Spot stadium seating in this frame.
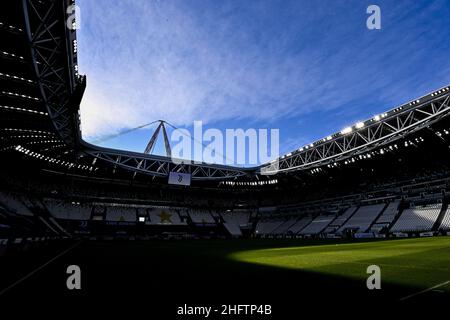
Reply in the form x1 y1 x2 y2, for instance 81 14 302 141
44 199 92 220
0 191 33 216
223 222 242 236
390 204 441 232
3 165 450 240
327 207 356 230
322 226 338 234
221 211 249 226
188 209 216 224
105 206 137 222
286 216 313 234
438 207 450 230
147 208 186 225
338 204 385 233
255 219 284 235
272 218 300 235
370 201 399 232
299 215 334 235
221 211 250 236
373 201 399 223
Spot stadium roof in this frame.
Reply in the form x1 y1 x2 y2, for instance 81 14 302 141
1 0 450 182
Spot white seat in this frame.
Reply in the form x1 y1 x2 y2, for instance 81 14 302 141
300 215 334 235
391 204 441 232
338 204 384 233
439 207 450 230
188 209 215 224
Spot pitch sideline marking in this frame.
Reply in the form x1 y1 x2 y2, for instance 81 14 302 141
0 240 83 296
399 280 450 301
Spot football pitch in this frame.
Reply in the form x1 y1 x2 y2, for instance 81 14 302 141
230 237 450 297
1 236 450 313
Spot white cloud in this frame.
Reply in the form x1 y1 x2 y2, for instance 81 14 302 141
77 0 450 143
77 0 335 139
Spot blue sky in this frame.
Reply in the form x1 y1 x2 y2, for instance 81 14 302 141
77 0 450 164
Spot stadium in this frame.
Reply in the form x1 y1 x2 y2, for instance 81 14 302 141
1 0 450 316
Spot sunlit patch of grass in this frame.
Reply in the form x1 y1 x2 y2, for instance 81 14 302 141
229 237 450 290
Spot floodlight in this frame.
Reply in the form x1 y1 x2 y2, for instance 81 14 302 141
341 127 352 134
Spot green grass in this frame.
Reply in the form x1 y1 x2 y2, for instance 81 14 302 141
229 237 450 291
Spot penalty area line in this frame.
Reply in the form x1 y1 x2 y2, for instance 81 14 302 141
0 240 83 296
399 280 450 301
